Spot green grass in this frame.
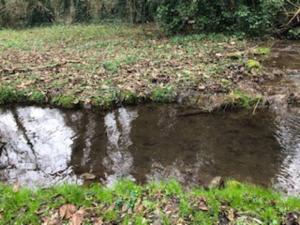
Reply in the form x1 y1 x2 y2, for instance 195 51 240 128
0 180 299 225
226 89 263 108
0 24 272 110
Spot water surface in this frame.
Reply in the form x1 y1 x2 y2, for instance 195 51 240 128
0 105 300 195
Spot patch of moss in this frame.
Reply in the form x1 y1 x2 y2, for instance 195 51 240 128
246 59 262 71
103 60 121 73
254 47 271 55
151 85 176 103
0 86 27 104
29 91 46 104
119 90 137 105
51 95 77 109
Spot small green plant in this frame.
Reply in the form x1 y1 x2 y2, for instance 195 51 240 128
246 59 262 71
29 91 46 104
254 47 271 55
287 27 300 40
227 90 262 108
103 60 121 74
51 95 77 108
0 86 27 104
120 90 137 105
151 85 176 103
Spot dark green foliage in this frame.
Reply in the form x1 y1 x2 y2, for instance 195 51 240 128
0 0 298 37
73 0 91 22
157 0 285 36
29 0 54 26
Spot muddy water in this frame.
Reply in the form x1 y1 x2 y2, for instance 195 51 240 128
266 41 300 70
0 105 300 195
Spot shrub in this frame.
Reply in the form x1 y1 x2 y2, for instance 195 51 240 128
156 0 285 36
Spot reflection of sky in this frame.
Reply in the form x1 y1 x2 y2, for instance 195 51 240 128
274 112 300 196
103 108 138 186
0 107 80 187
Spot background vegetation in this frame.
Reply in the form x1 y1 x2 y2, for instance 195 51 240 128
0 0 299 38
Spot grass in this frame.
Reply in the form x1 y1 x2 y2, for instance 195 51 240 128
0 23 273 110
0 180 299 225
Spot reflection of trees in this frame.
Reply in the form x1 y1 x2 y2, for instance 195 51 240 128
66 111 107 178
0 107 78 187
11 107 40 171
102 107 138 186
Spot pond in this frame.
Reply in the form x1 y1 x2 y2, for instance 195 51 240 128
0 104 300 195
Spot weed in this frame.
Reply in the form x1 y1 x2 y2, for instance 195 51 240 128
246 59 262 71
103 60 121 74
29 91 46 104
254 47 271 55
151 85 176 103
51 95 77 108
227 90 262 108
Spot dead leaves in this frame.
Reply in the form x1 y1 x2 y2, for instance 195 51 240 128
197 197 209 212
42 205 87 225
70 208 85 225
59 204 77 220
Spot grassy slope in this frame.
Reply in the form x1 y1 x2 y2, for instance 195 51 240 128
0 24 269 109
0 180 299 225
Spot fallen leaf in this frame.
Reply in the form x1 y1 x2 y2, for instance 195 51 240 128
226 208 235 222
42 212 60 225
198 197 209 211
70 208 85 225
59 204 77 219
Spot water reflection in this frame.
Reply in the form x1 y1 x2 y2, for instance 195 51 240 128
103 108 138 186
0 105 299 195
0 107 80 187
273 110 300 195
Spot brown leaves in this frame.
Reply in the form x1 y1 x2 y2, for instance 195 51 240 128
198 197 209 212
59 204 77 220
70 208 85 225
42 212 60 225
42 205 86 225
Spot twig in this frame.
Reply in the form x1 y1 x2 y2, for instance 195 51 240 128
252 98 261 115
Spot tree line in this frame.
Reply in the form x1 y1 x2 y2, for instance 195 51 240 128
0 0 299 38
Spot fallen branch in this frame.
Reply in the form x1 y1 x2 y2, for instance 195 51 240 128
0 60 81 75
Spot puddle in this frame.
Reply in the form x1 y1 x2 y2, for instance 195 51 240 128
0 105 300 195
